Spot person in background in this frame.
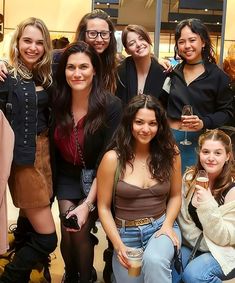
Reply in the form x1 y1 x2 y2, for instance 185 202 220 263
97 94 182 283
223 43 235 126
52 41 122 283
74 9 117 93
0 17 57 283
172 129 235 282
116 24 167 106
52 36 70 50
160 18 233 173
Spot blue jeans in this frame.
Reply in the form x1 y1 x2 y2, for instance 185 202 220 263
172 245 235 283
172 129 202 173
112 214 181 283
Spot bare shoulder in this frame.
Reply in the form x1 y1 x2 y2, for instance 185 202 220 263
225 187 235 203
99 150 119 172
102 150 118 163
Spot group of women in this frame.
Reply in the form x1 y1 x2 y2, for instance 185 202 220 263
0 8 234 283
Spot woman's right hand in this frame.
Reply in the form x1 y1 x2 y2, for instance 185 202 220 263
115 243 131 269
0 61 8 82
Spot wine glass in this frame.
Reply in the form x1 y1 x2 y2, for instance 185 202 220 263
180 105 193 145
195 170 209 190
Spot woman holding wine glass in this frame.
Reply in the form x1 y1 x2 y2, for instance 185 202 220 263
160 18 233 172
172 129 235 283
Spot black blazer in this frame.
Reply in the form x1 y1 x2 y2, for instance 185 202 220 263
116 56 166 105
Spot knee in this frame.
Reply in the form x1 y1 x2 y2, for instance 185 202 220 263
143 252 170 271
30 231 57 255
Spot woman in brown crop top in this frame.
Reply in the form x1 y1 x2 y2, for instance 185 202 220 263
97 95 182 283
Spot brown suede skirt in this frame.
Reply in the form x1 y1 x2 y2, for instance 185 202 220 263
8 132 53 209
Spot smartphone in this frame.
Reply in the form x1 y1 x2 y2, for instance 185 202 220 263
61 214 80 230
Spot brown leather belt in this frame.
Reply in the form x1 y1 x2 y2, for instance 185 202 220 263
115 217 155 228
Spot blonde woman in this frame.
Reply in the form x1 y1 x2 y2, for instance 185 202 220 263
0 18 57 283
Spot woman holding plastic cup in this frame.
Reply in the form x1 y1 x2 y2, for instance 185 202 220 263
172 129 235 282
97 95 182 283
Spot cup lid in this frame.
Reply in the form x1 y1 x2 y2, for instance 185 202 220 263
126 248 143 259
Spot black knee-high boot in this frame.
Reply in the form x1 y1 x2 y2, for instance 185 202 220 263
13 216 34 251
0 232 57 283
12 216 52 282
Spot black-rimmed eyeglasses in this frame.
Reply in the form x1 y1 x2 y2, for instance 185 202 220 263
86 30 112 39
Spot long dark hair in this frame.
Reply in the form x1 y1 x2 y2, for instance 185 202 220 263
108 95 178 182
74 9 117 93
53 41 106 136
174 18 216 64
186 129 234 202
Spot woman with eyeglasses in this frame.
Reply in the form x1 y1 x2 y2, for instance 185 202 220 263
75 9 117 93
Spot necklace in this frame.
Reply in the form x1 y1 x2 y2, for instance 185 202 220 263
186 60 203 66
135 158 148 168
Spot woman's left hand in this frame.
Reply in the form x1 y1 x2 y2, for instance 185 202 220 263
155 225 180 249
195 185 213 202
66 201 89 232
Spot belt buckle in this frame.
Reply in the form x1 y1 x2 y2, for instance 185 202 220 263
134 218 149 226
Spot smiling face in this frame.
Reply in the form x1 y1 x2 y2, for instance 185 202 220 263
125 31 151 58
65 52 95 94
18 25 45 70
199 139 230 178
85 18 110 54
177 25 205 64
132 108 158 145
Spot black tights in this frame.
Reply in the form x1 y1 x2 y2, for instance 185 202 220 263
59 199 98 283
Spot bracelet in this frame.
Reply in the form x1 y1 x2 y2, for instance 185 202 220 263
84 199 95 212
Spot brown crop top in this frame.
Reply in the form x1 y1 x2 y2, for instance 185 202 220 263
115 180 170 220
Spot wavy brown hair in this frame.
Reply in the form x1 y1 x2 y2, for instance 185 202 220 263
185 129 235 202
107 95 178 182
9 17 52 87
74 9 117 93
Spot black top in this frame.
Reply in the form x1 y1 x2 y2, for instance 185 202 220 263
52 94 122 181
116 56 166 105
160 62 234 129
37 89 49 134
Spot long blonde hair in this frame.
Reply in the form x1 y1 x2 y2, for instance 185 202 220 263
9 17 52 87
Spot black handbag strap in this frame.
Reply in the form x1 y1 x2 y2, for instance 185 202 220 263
72 112 86 168
187 233 203 264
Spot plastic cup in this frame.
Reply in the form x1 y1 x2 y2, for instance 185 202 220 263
126 248 143 277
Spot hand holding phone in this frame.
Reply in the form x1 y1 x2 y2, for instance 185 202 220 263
60 206 80 230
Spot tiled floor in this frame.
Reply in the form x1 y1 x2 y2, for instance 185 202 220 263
5 191 235 283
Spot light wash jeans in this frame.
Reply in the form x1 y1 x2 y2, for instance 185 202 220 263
172 245 235 283
112 214 181 283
